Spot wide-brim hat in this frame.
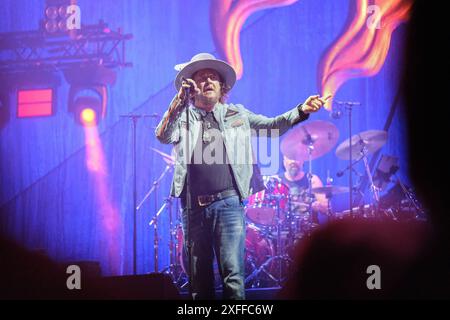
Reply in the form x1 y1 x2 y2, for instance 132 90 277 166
174 53 236 91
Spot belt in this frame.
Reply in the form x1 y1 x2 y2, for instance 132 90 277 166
197 189 239 207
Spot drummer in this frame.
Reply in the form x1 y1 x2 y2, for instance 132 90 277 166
280 156 327 220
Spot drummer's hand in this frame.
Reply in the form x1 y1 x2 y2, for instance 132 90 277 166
301 95 331 114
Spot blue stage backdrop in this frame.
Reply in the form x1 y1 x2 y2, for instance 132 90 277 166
0 0 410 275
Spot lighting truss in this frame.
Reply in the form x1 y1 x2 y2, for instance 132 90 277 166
0 21 132 74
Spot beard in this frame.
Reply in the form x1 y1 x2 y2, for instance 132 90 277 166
288 164 300 177
196 95 220 106
201 95 219 105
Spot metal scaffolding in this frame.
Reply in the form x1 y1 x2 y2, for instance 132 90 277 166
0 21 133 74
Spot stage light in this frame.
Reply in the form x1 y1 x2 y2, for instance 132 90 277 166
65 65 116 126
17 88 54 118
45 6 59 19
42 0 80 36
71 95 102 127
80 107 96 125
7 71 60 119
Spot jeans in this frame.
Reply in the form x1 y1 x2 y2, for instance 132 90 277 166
181 195 246 300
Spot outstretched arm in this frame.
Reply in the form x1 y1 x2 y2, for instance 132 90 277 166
244 95 331 136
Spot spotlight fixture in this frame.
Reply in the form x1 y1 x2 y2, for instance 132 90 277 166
73 96 101 127
64 65 116 126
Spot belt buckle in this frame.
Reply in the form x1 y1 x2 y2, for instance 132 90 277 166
198 195 213 207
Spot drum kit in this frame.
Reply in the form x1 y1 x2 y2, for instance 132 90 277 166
148 119 422 290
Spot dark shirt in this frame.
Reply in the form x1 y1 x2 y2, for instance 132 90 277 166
280 173 314 213
184 111 237 200
281 173 309 196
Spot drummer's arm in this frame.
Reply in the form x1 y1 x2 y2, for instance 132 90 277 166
312 175 328 213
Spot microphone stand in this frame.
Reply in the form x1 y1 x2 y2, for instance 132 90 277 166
138 164 173 272
182 89 193 299
335 101 361 217
348 104 354 217
136 164 172 211
336 157 365 177
119 113 160 275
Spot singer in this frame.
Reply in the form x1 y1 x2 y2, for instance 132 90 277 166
155 53 328 300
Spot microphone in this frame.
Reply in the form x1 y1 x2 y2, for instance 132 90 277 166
330 107 342 119
335 101 361 106
181 77 193 93
331 101 361 119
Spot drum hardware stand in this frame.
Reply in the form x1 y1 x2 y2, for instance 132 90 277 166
399 181 422 213
275 197 284 285
359 145 380 203
300 125 318 230
325 171 333 218
394 175 425 218
325 192 334 219
244 250 261 287
301 126 315 215
358 143 382 217
137 163 173 272
159 197 186 286
245 193 292 287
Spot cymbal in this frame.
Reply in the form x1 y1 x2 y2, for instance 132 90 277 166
312 185 350 196
151 147 175 165
280 120 339 161
335 130 387 160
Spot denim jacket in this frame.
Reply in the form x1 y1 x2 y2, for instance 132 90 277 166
155 96 309 200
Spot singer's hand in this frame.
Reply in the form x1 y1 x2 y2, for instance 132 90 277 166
301 94 332 114
177 78 201 100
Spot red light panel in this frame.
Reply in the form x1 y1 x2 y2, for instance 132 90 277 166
17 88 53 118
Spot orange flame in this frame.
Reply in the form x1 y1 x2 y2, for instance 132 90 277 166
84 126 121 275
210 0 298 79
319 0 412 110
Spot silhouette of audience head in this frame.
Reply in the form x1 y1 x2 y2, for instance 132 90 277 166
280 0 450 299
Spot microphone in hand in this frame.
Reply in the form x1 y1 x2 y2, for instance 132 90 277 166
181 77 194 93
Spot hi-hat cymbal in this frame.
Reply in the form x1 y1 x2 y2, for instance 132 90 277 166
312 185 350 196
281 120 339 161
151 147 175 165
335 130 387 160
